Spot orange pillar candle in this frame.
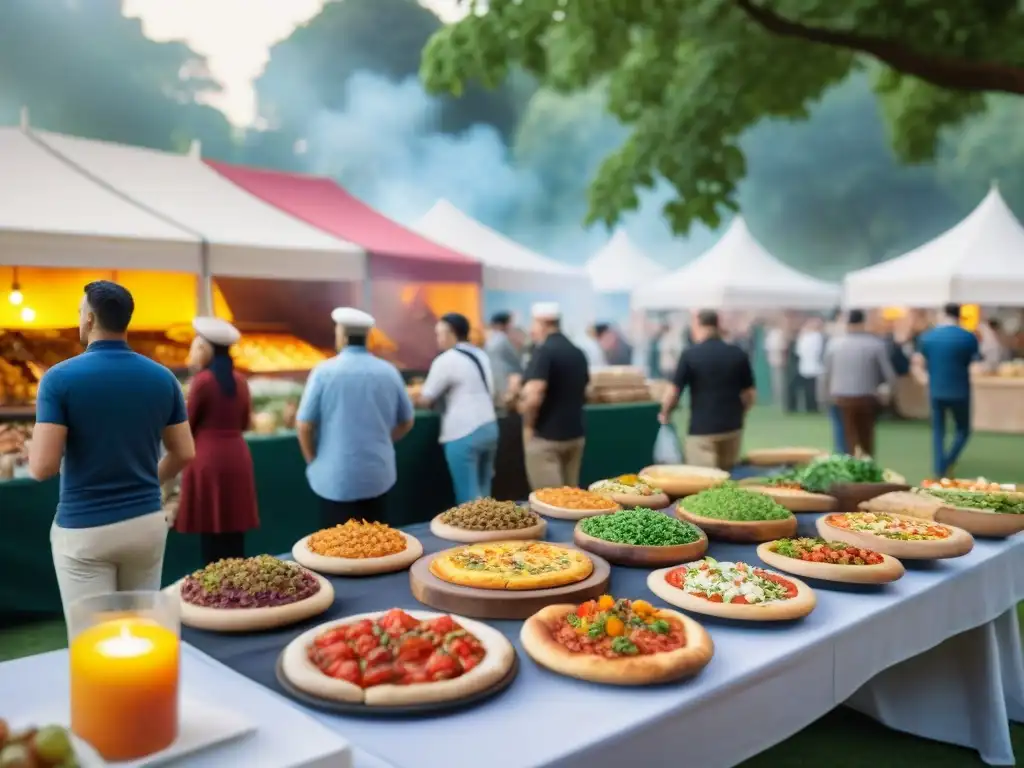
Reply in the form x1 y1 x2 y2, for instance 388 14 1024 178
70 618 180 761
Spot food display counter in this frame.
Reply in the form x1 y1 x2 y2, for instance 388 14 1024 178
893 370 1024 433
0 402 658 621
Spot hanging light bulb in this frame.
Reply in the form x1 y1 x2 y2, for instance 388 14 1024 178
8 286 23 306
20 306 36 323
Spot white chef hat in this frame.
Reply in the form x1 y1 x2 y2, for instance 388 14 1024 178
192 317 240 346
331 307 375 331
531 302 561 320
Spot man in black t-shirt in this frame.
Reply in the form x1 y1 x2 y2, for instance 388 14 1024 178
658 310 756 470
520 302 590 489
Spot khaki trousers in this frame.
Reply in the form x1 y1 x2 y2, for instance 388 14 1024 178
524 436 586 489
51 511 168 626
685 430 743 471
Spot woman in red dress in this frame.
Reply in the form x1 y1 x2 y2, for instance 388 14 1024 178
175 318 259 565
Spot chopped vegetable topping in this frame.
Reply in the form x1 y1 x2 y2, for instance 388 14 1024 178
683 483 793 521
770 537 884 565
917 488 1024 515
308 520 406 558
553 595 686 656
666 557 796 604
591 475 662 495
580 508 702 546
182 556 319 608
825 512 951 540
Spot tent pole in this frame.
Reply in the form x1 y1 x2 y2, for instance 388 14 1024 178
19 107 29 130
197 240 213 316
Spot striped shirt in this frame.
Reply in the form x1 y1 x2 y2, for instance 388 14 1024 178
821 332 896 398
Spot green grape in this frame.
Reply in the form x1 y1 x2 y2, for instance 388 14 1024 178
33 725 73 764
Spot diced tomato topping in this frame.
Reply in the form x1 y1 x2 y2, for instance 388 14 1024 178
425 651 458 680
353 633 379 656
426 615 456 635
335 659 361 685
379 608 420 635
363 664 397 687
344 619 375 640
576 600 597 617
397 635 435 663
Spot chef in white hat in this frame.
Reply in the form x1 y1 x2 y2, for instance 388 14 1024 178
296 307 414 527
177 317 260 565
520 302 590 489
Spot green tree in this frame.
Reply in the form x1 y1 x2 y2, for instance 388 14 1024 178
0 0 232 155
255 0 523 149
422 0 1024 234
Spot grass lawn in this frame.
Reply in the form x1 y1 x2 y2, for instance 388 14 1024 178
4 406 1023 765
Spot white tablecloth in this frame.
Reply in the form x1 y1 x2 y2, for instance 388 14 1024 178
277 518 1024 768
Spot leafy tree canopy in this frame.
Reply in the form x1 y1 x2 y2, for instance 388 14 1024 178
422 0 1024 234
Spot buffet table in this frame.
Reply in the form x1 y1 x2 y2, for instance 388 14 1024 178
0 402 659 620
182 516 1024 768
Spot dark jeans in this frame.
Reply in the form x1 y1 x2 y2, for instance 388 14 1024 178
930 398 971 477
318 492 389 528
829 404 847 454
200 532 245 566
794 375 819 412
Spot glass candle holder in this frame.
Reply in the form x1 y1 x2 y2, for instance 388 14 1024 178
67 591 180 761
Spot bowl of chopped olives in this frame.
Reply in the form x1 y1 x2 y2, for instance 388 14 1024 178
430 498 548 543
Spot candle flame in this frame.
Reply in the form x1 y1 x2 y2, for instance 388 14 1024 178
96 622 154 658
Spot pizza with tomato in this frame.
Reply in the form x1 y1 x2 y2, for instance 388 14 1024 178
646 557 816 620
755 537 905 584
520 594 713 685
816 511 974 559
429 541 594 590
280 608 515 706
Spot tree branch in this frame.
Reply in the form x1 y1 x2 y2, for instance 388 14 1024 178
732 0 1024 95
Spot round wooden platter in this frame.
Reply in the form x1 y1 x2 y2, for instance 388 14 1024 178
646 566 816 621
638 465 730 499
932 507 1024 539
520 605 713 686
744 447 827 467
816 513 974 560
292 532 423 576
165 573 335 632
572 522 708 567
429 514 547 543
528 493 620 521
744 486 837 513
587 482 671 510
755 542 904 585
675 505 798 543
409 549 612 620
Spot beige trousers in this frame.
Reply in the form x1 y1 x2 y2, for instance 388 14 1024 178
51 511 168 625
685 430 743 471
524 436 586 489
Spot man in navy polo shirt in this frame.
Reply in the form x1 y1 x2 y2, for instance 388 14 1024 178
28 281 195 621
917 303 980 478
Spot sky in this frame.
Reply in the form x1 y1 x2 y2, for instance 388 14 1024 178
123 0 463 126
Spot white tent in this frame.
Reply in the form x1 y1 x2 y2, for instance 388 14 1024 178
631 216 840 310
0 127 200 271
415 200 592 293
33 130 366 282
586 228 666 293
844 185 1024 307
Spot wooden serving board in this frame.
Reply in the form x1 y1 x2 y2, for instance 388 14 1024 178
409 550 611 620
429 514 547 543
744 447 826 467
745 486 836 513
827 481 910 511
675 505 797 543
572 524 708 567
639 465 729 499
755 542 904 584
529 493 619 521
864 491 1024 538
816 513 974 560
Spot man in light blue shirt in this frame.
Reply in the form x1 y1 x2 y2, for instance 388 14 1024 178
296 308 414 527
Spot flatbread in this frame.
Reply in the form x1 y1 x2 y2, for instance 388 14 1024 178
755 541 904 584
862 490 1024 538
816 512 974 559
429 514 547 543
429 541 593 590
528 492 620 521
520 604 713 685
291 531 423 575
638 465 729 498
745 486 836 512
167 572 334 632
280 610 515 706
744 447 827 467
646 564 816 621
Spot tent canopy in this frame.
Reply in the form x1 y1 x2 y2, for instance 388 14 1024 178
632 216 840 310
415 200 592 293
33 130 366 282
207 161 481 284
0 127 200 272
844 185 1024 308
586 228 667 293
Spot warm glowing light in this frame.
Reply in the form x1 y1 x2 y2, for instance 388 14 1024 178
97 625 155 659
20 306 36 322
7 289 23 306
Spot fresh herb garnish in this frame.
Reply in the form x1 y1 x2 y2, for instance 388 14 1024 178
611 636 638 655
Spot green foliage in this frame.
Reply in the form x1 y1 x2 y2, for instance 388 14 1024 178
256 0 524 149
0 0 233 156
422 0 1024 234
